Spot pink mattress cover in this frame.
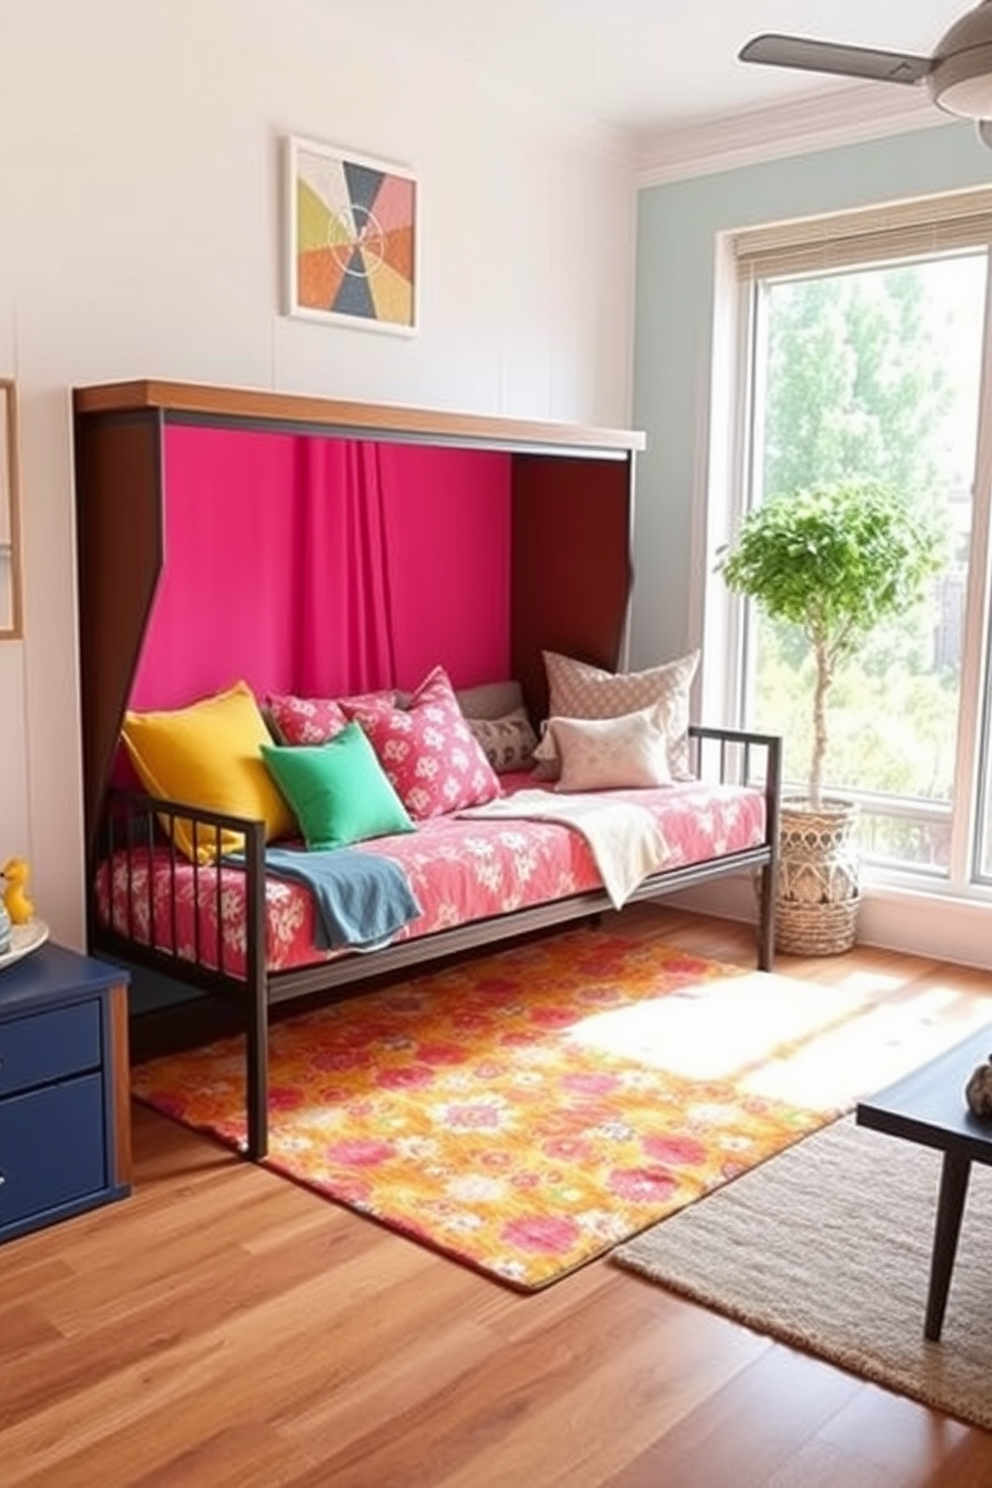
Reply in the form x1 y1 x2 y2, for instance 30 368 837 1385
96 775 766 980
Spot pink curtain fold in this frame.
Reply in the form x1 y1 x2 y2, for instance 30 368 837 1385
293 436 397 696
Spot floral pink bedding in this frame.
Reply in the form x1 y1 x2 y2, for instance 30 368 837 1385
96 775 766 979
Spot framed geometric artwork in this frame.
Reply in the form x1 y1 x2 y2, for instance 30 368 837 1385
285 135 418 334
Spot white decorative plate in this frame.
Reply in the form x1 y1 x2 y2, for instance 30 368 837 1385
0 919 49 971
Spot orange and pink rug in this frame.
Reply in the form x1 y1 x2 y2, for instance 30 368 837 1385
131 928 911 1289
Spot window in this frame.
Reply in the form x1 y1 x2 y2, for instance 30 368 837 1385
714 188 992 893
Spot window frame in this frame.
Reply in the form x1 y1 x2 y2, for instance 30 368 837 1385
704 186 992 900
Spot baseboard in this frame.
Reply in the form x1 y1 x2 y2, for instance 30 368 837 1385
661 875 992 972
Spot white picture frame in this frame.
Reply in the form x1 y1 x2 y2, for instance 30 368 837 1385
285 134 419 335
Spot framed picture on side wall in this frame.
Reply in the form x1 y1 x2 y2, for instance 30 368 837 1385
285 134 418 334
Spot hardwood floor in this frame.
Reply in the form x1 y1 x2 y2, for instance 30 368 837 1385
4 907 992 1487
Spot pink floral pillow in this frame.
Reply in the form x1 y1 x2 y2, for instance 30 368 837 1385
341 666 500 820
266 690 394 746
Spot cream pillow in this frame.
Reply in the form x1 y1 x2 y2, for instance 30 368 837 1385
537 649 700 780
549 705 673 792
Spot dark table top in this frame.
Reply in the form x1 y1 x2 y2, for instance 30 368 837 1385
856 1022 992 1164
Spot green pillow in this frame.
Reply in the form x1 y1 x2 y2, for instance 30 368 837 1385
261 723 414 850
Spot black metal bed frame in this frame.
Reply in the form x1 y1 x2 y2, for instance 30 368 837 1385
92 724 782 1161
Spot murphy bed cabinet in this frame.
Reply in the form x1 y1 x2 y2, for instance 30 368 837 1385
72 380 646 866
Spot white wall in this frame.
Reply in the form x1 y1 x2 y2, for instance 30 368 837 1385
0 0 637 948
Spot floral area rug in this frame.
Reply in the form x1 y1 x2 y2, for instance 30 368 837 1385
130 927 928 1289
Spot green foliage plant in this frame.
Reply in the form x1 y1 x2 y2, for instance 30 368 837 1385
717 481 943 811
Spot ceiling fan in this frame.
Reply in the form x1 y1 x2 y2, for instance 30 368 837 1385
739 2 992 128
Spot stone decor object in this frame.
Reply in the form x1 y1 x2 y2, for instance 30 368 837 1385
965 1053 992 1120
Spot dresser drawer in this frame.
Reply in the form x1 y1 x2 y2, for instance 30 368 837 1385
0 1073 107 1229
0 1000 101 1097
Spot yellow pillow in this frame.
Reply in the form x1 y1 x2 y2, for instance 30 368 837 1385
121 681 295 862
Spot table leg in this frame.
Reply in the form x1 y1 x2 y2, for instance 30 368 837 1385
924 1151 971 1342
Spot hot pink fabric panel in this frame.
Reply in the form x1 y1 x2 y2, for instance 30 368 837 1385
377 441 510 691
129 426 299 711
128 425 512 712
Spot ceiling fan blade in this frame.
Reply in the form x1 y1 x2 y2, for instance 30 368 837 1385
739 34 932 86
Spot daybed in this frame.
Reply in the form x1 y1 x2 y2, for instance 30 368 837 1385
72 380 782 1160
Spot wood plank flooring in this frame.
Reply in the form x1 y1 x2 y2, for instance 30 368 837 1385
3 907 992 1487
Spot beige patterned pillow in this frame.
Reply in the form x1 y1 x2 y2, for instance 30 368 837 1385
466 706 538 773
549 706 673 792
536 649 700 780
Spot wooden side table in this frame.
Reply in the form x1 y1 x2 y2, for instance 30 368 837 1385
0 940 131 1243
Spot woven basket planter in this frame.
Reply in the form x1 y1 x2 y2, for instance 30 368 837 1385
774 798 861 956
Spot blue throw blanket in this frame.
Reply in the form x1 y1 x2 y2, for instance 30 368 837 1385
257 846 422 952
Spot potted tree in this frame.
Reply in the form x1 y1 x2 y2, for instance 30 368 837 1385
718 480 942 955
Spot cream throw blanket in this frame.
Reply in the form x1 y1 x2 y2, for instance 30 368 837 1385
456 789 671 910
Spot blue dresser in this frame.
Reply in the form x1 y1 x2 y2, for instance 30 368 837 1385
0 942 131 1242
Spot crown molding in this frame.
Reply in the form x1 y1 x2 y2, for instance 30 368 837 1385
635 82 955 188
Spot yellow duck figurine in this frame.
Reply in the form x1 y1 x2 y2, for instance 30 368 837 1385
2 857 35 926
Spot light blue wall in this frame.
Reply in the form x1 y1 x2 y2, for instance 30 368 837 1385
630 121 992 682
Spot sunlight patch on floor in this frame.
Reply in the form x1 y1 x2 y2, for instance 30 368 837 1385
565 965 992 1112
739 989 992 1109
566 971 874 1082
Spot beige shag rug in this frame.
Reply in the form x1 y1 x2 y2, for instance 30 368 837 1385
613 1116 992 1432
